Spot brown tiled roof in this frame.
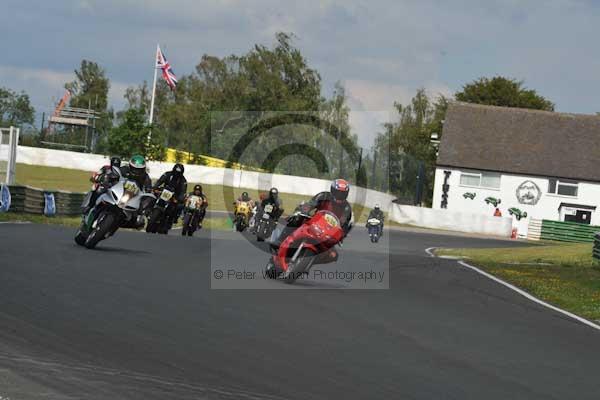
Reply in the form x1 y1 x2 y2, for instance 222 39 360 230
437 102 600 182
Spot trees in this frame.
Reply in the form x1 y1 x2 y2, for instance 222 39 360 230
107 108 164 160
371 89 448 204
455 76 554 111
66 60 110 111
0 87 35 127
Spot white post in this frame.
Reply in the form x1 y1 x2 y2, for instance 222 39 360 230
147 44 159 143
7 126 19 185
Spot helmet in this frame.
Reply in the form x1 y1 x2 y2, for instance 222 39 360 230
241 191 249 201
374 204 380 211
110 156 121 168
330 179 350 203
128 155 146 178
193 184 202 195
173 163 184 175
269 187 278 199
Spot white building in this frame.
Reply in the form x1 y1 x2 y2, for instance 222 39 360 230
432 102 600 235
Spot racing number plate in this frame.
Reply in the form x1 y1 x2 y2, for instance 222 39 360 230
264 204 274 213
160 189 174 201
187 195 201 209
324 213 340 228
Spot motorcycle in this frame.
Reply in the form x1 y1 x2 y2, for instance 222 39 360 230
265 210 345 284
74 176 155 249
233 200 251 232
367 218 382 243
248 204 258 233
181 194 206 237
146 186 178 234
255 203 282 242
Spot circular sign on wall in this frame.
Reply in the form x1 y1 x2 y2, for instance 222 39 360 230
516 180 541 205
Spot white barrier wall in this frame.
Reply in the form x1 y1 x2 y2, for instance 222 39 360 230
390 203 513 237
15 145 396 209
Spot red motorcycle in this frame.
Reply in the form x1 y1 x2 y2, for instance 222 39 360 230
266 210 346 284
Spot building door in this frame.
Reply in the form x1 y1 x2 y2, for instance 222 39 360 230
564 210 592 225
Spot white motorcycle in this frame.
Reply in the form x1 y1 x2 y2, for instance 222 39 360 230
75 174 155 249
367 218 382 243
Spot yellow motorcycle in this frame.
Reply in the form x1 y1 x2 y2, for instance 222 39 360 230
233 200 252 232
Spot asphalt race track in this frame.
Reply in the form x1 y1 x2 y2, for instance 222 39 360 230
0 223 599 399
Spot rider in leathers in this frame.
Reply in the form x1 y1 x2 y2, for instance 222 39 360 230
367 204 384 236
83 156 122 213
153 163 188 226
271 179 352 253
260 187 283 219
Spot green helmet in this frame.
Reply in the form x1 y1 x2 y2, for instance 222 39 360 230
129 155 146 176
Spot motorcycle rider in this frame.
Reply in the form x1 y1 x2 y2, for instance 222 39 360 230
184 184 208 228
366 204 385 236
153 163 188 227
83 156 122 213
260 187 283 219
271 179 352 252
120 155 153 192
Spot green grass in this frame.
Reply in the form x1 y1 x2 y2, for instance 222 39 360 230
0 212 82 227
436 243 600 321
0 211 234 232
16 163 93 192
14 163 378 221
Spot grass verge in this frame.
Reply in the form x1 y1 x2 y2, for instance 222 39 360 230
0 212 234 232
436 243 600 321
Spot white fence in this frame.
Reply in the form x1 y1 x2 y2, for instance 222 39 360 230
13 145 515 237
14 145 396 209
390 204 513 237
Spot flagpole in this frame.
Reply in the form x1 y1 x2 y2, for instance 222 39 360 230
147 44 159 143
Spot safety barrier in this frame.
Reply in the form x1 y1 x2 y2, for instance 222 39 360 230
537 219 600 243
6 185 84 215
593 233 600 260
527 219 542 241
389 204 514 237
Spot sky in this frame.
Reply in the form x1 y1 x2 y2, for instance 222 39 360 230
2 0 600 147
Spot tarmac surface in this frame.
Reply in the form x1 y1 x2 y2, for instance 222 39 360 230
0 223 598 399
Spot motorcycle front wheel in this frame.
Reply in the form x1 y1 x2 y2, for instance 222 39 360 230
146 208 162 233
282 248 315 284
84 213 116 249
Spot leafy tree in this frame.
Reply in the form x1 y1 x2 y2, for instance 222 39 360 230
455 76 554 111
108 107 164 160
66 60 110 111
0 87 35 127
371 89 448 204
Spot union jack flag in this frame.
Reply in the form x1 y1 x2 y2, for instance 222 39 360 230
156 45 178 90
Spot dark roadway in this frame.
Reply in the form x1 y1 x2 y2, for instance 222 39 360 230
0 223 598 399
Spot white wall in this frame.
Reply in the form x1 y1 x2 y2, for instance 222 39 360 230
432 166 600 236
390 203 513 237
14 145 396 211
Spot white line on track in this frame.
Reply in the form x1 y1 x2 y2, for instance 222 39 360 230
425 246 600 332
0 221 31 225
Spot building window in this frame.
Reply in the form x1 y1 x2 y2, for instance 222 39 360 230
459 171 501 189
548 178 578 197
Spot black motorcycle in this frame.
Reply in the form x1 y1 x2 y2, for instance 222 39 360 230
181 194 206 237
255 203 282 242
146 185 178 234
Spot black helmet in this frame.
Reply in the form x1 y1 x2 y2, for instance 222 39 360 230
241 192 249 201
374 204 380 211
193 184 202 195
173 163 184 175
269 187 278 199
330 179 350 203
128 155 146 178
110 156 121 168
